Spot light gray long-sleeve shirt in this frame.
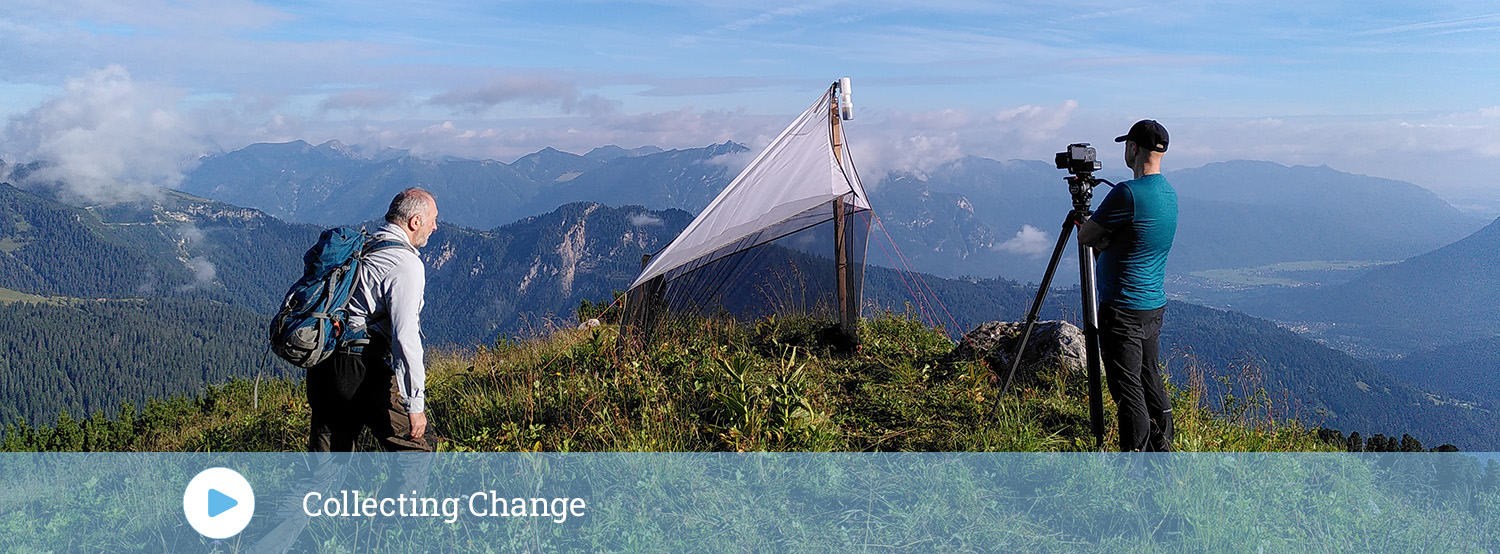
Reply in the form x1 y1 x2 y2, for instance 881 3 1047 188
347 222 427 413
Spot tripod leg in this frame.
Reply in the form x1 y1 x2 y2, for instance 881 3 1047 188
997 215 1076 401
1078 235 1105 449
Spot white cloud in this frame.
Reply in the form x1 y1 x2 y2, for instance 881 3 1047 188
0 65 203 203
719 4 826 32
994 100 1078 144
319 89 406 113
176 224 207 246
703 146 758 177
309 97 1082 183
326 106 780 162
629 213 664 227
994 224 1050 256
429 76 620 117
176 256 218 291
849 100 1079 179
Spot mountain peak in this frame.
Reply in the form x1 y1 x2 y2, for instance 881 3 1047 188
518 146 579 161
583 145 626 160
314 140 359 159
512 146 600 183
706 141 748 156
584 144 663 162
369 147 411 163
237 140 314 158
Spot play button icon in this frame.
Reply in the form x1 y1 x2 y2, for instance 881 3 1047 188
208 488 239 517
184 467 255 539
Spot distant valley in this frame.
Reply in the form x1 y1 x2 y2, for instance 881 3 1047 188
1236 215 1500 355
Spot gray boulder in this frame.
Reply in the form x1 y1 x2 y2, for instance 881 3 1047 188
955 320 1087 388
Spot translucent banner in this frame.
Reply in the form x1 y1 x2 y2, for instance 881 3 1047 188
1 453 1495 552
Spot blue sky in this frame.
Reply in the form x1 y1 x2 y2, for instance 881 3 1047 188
3 1 1499 210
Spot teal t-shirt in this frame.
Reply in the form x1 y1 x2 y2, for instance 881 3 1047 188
1090 173 1177 310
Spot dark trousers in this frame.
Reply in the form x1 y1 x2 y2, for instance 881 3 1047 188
1099 304 1173 452
307 347 430 452
251 348 433 552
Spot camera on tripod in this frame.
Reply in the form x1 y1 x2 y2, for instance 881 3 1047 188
1001 141 1111 447
1055 143 1101 175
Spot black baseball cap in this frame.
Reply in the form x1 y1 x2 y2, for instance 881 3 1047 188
1114 119 1169 152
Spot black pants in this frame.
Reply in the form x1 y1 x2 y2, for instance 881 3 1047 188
307 346 430 452
251 348 433 552
1099 304 1173 452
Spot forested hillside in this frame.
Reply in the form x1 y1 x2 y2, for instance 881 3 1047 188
0 297 285 426
0 183 313 426
1160 302 1500 450
1384 336 1500 407
0 182 316 312
0 184 184 297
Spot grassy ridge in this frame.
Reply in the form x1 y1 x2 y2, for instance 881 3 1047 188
2 314 1333 453
17 315 1500 552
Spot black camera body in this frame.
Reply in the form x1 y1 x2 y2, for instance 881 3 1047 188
1055 143 1101 175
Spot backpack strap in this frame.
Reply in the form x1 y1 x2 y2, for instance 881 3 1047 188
362 238 416 257
339 234 417 351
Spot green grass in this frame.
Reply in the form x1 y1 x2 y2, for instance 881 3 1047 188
7 314 1500 553
0 312 1337 453
0 286 55 305
0 237 26 253
0 286 143 307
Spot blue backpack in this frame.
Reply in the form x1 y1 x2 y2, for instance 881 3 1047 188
270 227 410 368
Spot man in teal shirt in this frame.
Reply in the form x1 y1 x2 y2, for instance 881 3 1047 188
1080 119 1178 452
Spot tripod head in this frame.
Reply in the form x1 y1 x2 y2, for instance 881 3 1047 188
1066 174 1100 214
1055 142 1109 214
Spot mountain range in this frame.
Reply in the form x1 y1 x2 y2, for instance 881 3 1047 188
1 173 1496 448
420 202 693 345
1383 336 1500 410
871 157 1486 280
179 142 1488 288
179 140 692 230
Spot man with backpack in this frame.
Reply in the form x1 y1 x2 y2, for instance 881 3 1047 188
251 188 438 551
308 187 438 452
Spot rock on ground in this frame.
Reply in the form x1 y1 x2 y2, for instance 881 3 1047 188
955 320 1087 388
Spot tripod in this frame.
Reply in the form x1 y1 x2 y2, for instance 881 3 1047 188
997 172 1109 448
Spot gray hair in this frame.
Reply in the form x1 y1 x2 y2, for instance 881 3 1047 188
384 187 435 224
